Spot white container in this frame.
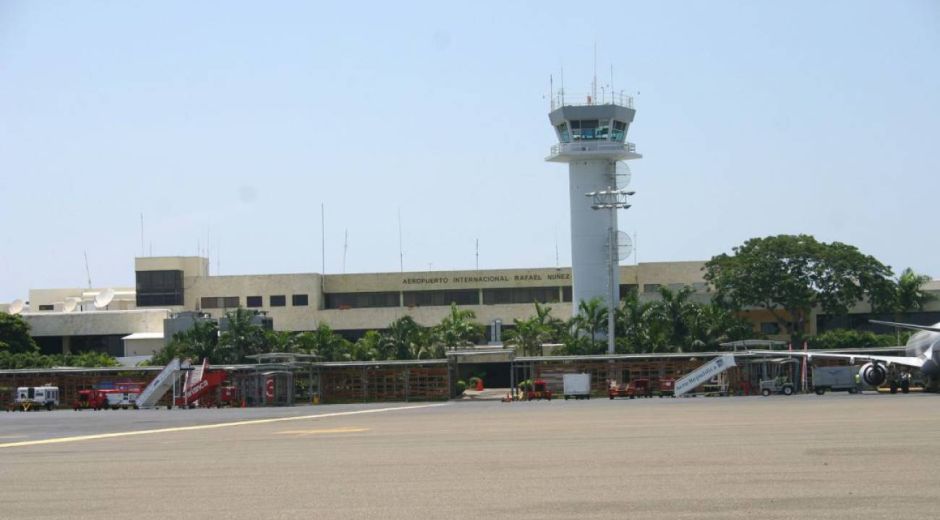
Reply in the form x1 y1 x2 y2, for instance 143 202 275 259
563 373 591 398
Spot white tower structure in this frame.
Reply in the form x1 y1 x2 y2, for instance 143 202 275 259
546 90 641 315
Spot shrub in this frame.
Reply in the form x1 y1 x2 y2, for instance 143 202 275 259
456 380 467 395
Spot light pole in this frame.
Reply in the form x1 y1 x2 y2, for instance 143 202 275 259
587 187 635 355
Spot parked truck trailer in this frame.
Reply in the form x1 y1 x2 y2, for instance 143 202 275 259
812 366 862 395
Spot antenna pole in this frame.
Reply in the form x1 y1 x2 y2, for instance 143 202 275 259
398 209 404 273
321 203 326 274
343 229 348 274
83 251 92 288
593 42 597 103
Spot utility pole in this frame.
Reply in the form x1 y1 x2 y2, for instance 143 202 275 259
588 187 635 355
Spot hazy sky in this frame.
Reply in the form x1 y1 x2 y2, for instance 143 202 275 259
1 1 938 302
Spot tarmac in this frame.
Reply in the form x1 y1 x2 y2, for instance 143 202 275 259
1 393 938 519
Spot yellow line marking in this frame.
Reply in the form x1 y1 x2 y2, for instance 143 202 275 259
0 403 448 449
275 427 369 435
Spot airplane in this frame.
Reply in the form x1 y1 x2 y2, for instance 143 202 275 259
747 320 939 388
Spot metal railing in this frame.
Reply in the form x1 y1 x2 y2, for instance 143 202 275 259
549 141 636 156
551 91 634 110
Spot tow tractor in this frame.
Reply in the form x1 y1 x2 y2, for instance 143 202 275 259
525 379 553 401
609 378 654 399
657 378 676 397
760 377 795 396
72 389 109 410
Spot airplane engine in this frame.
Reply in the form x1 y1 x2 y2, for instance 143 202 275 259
859 362 887 387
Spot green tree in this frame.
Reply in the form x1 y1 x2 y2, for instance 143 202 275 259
352 330 383 361
570 297 608 353
152 319 222 365
0 312 40 354
219 308 268 363
895 268 935 313
647 286 697 351
381 316 431 360
616 292 666 353
704 234 894 345
432 303 484 351
305 323 352 361
504 303 565 356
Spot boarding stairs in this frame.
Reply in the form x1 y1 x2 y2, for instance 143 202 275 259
674 355 737 397
136 358 188 409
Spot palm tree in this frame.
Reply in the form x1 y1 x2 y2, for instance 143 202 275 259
432 303 484 351
305 323 351 361
220 308 267 363
896 268 935 313
616 291 660 353
503 316 544 357
571 297 608 353
648 286 696 352
381 316 427 360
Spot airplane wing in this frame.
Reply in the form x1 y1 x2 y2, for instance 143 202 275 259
745 350 926 369
869 320 940 333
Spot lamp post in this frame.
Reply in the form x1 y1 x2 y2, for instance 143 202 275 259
587 187 635 355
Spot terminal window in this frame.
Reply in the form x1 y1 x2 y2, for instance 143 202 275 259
619 284 638 298
136 270 184 306
482 287 560 305
403 289 479 307
292 294 309 306
246 296 262 308
325 291 400 310
38 304 54 311
201 296 240 309
643 284 661 294
270 295 286 307
555 123 570 143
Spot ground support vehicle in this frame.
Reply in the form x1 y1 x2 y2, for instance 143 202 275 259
72 389 109 410
608 381 629 399
657 378 676 397
175 369 228 408
610 378 654 399
563 373 591 400
526 379 553 401
15 386 59 411
760 378 795 396
812 366 862 395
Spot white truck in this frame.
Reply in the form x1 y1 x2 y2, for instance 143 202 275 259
15 386 60 411
812 366 862 395
563 373 591 400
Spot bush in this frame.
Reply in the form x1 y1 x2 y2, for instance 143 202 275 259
467 376 482 389
456 380 467 395
809 329 909 350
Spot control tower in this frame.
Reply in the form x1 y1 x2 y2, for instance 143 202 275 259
546 90 641 315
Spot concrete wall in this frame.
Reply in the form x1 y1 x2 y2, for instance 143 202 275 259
123 337 164 357
22 310 170 338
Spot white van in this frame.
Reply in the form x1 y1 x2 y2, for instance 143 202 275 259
15 386 60 411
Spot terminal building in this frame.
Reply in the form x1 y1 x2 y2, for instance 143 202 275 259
3 256 711 357
3 254 939 359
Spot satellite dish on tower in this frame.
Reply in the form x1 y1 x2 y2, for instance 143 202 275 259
616 231 633 261
95 288 115 309
614 161 632 188
62 297 79 313
8 299 24 315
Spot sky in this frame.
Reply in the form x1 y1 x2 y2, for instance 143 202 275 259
1 0 938 302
